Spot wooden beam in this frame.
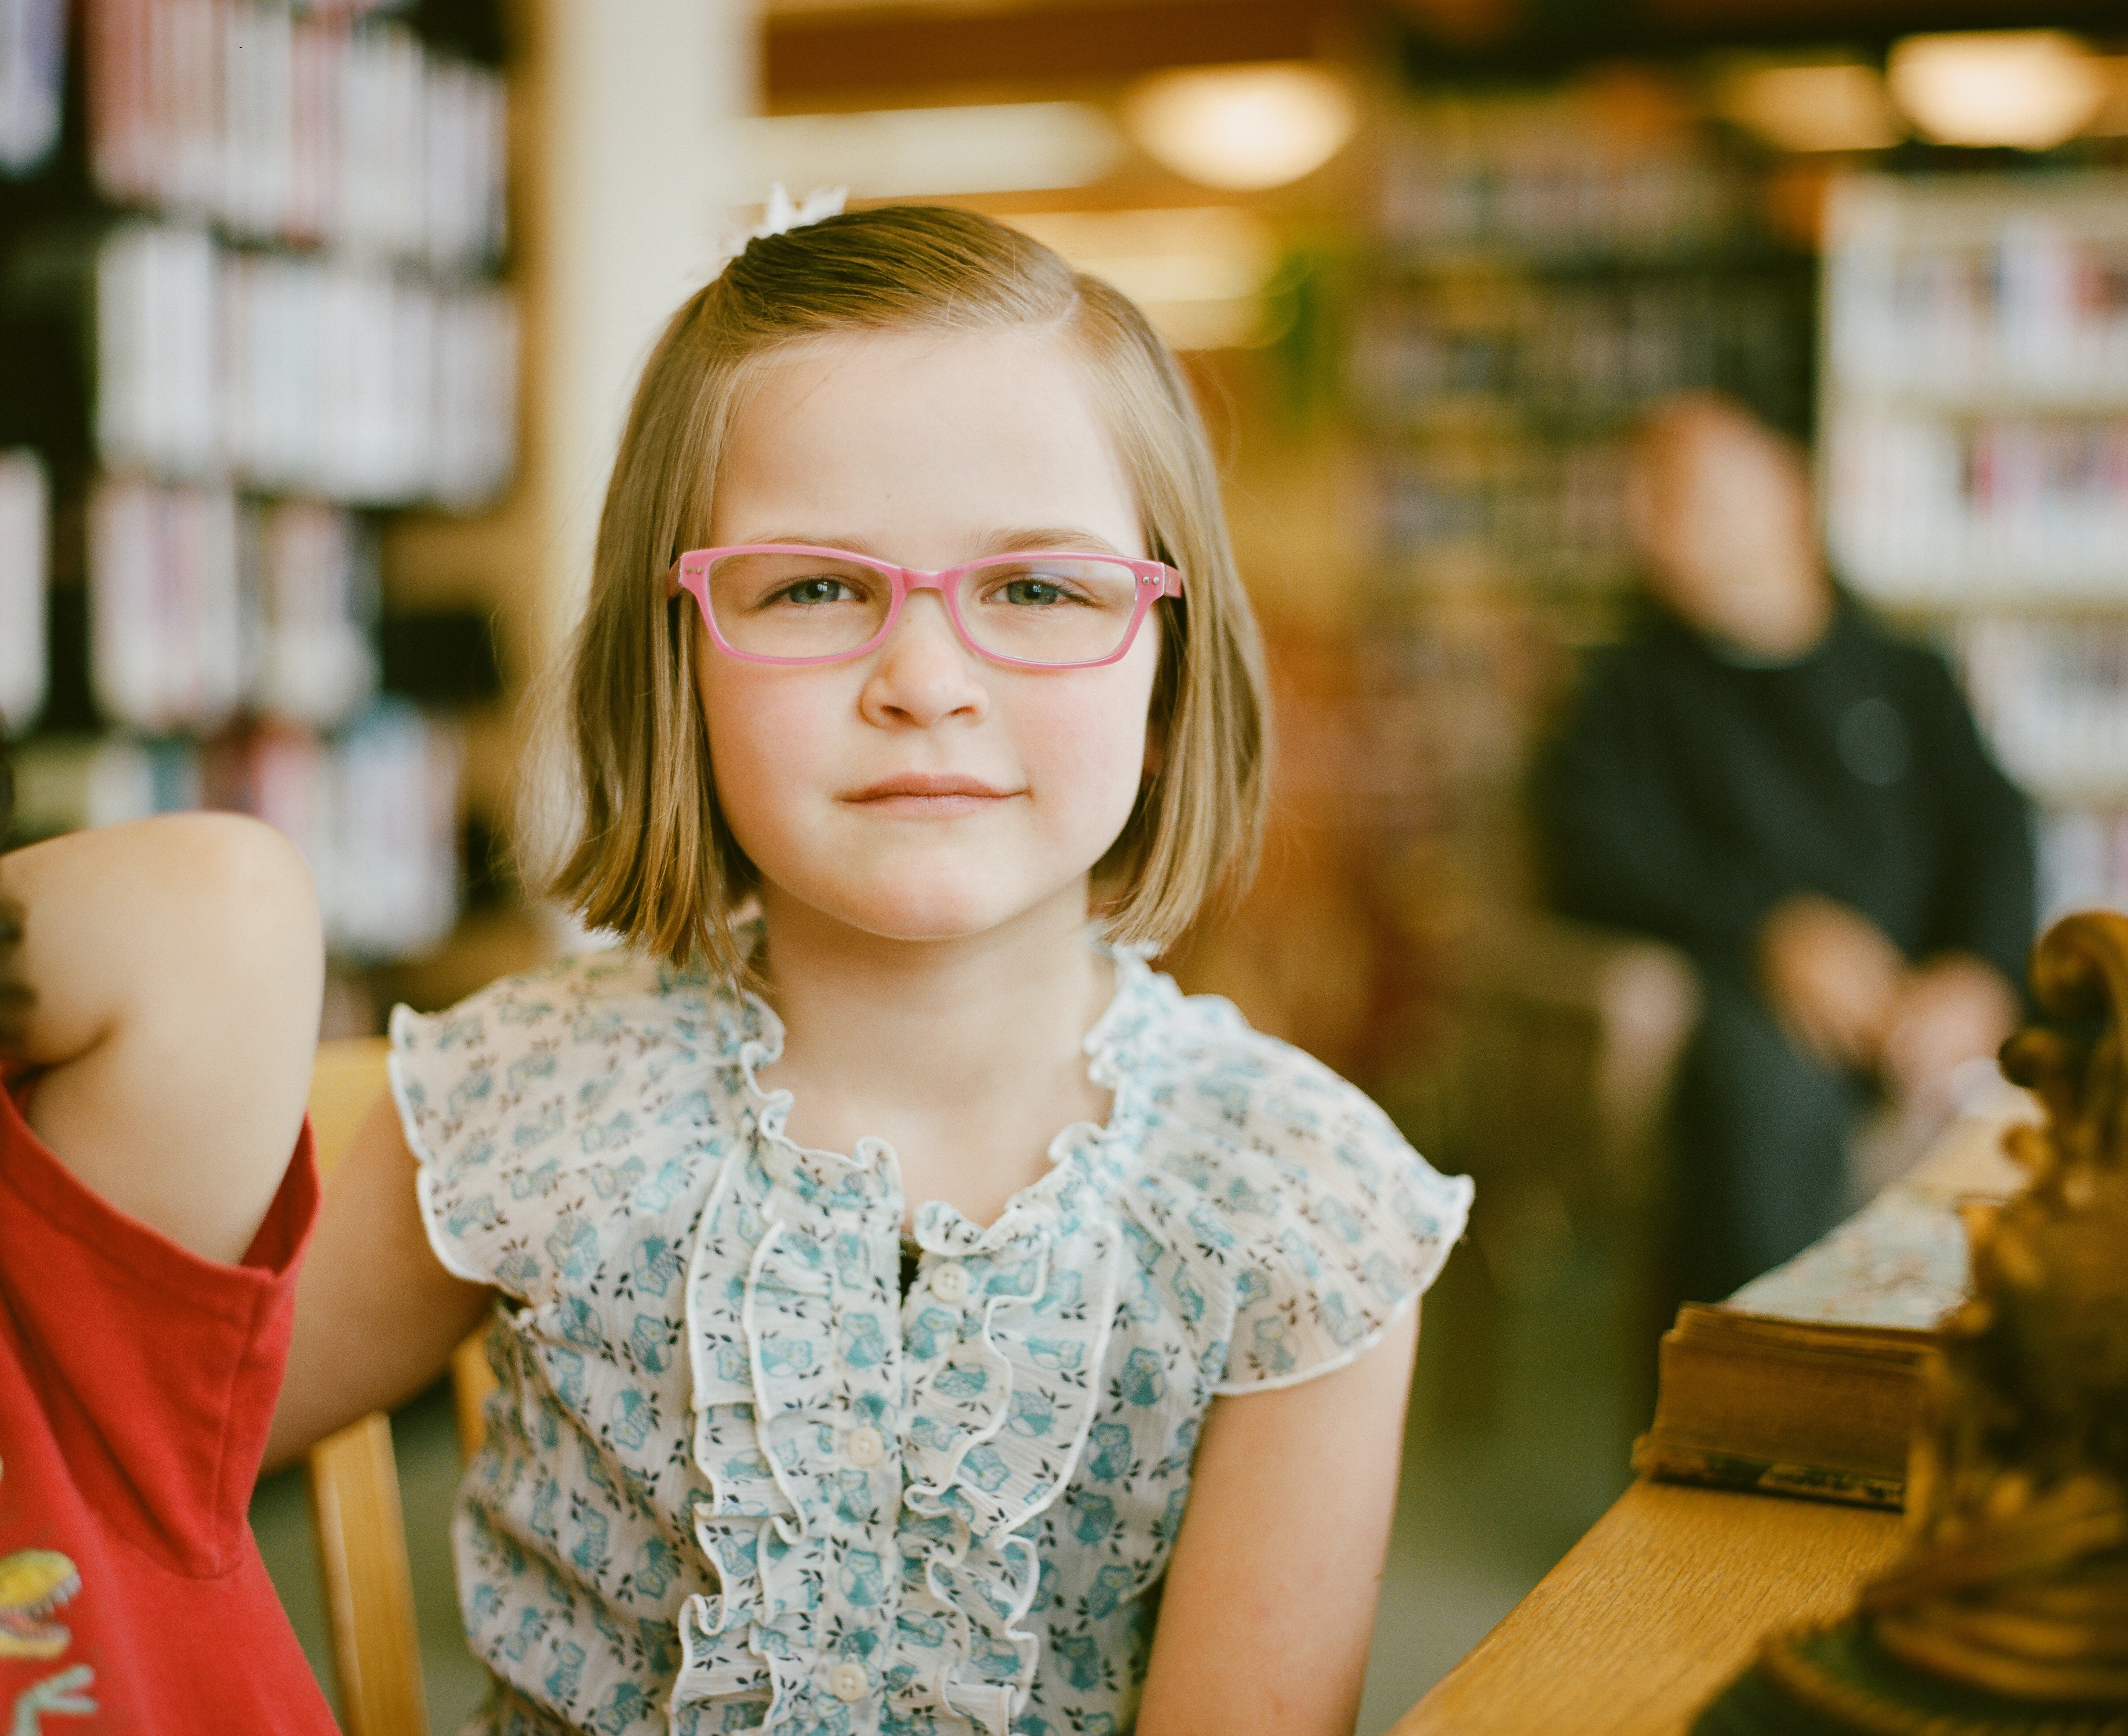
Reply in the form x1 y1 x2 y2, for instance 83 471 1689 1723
1626 0 2128 40
765 0 1340 105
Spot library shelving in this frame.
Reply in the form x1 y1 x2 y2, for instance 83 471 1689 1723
1346 81 1814 937
1819 170 2128 920
1358 84 1813 608
0 0 515 971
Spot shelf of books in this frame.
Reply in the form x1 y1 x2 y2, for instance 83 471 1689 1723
1820 171 2128 922
1358 86 1813 616
1348 82 1813 939
0 0 515 969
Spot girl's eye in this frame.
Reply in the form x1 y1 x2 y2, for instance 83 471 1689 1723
1002 577 1069 606
778 576 855 605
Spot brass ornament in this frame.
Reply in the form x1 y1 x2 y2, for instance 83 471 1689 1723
1708 911 2128 1730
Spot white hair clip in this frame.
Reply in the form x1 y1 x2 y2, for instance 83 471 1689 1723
711 184 847 277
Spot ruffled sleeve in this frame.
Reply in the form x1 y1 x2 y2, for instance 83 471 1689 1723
387 950 737 1296
1213 1103 1469 1392
1118 980 1473 1395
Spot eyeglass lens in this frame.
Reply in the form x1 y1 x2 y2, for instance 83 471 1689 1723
705 552 1147 664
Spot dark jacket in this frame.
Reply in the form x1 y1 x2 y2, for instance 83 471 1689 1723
1536 596 2035 991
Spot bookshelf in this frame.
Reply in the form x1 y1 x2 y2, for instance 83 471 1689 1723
1819 171 2128 920
1294 80 1822 1351
0 0 515 971
1347 83 1813 952
1358 86 1813 611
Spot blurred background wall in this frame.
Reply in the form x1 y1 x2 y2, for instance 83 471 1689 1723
5 0 2128 1730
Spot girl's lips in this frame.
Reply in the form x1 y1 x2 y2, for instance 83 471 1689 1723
840 775 1022 818
841 774 1018 803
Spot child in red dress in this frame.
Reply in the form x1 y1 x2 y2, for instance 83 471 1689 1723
0 762 339 1734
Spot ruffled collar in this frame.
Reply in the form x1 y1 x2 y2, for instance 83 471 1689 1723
721 929 1162 1253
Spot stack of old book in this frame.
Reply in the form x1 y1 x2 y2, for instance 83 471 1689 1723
1634 1089 2034 1509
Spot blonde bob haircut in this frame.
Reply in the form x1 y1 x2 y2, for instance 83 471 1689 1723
546 204 1270 980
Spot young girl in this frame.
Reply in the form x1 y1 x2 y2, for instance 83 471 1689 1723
271 203 1471 1736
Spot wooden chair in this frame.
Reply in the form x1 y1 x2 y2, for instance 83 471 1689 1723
305 1037 496 1736
1425 911 1700 1427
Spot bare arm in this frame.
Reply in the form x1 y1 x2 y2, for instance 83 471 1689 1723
0 814 323 1264
265 1087 492 1469
1135 1304 1421 1736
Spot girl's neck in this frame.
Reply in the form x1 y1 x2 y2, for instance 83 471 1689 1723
751 882 1117 1223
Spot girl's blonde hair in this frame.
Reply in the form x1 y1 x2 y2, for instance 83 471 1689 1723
546 204 1269 978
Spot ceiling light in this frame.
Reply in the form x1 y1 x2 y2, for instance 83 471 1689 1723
1125 63 1357 192
1003 208 1281 350
1888 31 2108 150
1718 62 1902 154
736 102 1123 201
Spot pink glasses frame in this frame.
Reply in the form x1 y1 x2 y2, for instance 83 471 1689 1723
670 544 1184 670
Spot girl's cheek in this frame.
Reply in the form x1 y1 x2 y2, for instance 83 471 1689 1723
1028 679 1156 814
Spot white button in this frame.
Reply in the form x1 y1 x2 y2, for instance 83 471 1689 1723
828 1663 868 1703
846 1425 885 1468
931 1263 971 1304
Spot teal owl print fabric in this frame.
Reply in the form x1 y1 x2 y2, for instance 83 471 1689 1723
388 942 1471 1736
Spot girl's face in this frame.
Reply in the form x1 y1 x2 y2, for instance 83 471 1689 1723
696 326 1164 949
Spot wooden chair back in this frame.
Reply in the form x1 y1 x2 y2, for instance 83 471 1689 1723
305 1037 496 1736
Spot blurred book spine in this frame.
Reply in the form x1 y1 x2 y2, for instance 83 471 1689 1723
0 0 64 175
0 448 47 730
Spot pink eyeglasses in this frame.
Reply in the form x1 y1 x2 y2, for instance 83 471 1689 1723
671 544 1183 669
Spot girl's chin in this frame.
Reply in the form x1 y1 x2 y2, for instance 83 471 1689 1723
777 877 1089 947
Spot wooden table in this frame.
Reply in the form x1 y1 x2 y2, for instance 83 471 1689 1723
1390 1479 1905 1736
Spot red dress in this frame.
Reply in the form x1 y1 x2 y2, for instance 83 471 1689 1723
0 1071 340 1733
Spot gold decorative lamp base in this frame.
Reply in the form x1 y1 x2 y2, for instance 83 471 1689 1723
1696 912 2128 1736
1697 1617 2128 1736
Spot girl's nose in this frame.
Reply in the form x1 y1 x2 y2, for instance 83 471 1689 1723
858 591 989 729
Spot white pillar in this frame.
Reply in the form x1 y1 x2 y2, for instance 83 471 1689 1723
379 0 753 893
385 0 754 670
521 0 755 656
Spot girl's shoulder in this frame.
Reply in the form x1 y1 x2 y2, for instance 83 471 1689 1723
1100 958 1473 1391
1103 954 1434 1185
389 947 757 1120
384 950 756 1285
391 946 753 1060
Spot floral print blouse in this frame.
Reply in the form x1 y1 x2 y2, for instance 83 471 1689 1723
388 942 1471 1736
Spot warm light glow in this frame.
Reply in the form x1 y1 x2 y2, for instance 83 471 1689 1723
1889 31 2108 150
1125 63 1357 192
1002 208 1281 350
736 103 1123 200
1718 62 1902 154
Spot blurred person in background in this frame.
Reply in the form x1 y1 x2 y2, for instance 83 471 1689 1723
1537 393 2033 1303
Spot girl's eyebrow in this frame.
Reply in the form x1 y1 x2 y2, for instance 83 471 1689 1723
980 527 1129 557
734 529 1131 560
741 534 887 556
